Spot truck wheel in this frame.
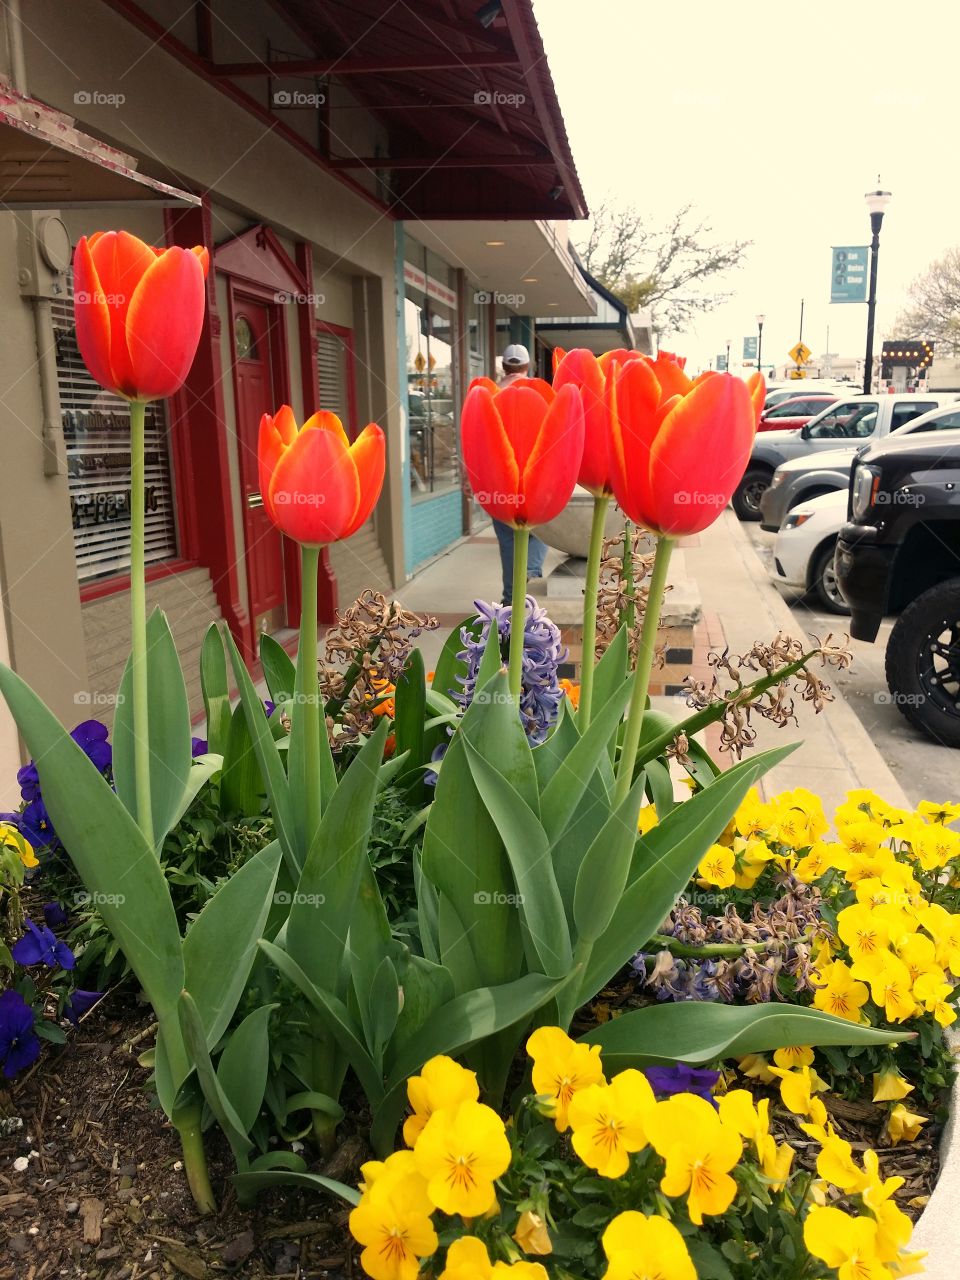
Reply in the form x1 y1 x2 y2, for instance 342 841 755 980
809 541 850 615
732 468 771 521
885 579 960 747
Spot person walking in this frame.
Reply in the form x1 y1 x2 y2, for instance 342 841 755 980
492 344 547 603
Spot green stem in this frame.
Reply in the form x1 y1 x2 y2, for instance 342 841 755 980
300 544 322 849
622 520 635 641
578 495 610 727
129 400 153 848
174 1103 217 1215
508 526 530 700
615 536 674 805
648 931 817 960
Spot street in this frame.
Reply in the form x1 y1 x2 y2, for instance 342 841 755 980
744 522 958 806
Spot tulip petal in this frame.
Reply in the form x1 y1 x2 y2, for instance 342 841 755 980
73 237 118 396
124 247 207 400
519 382 584 525
466 376 499 395
258 413 289 522
508 376 554 405
342 424 386 537
89 231 159 397
554 348 609 493
746 371 766 427
192 245 210 278
607 357 662 529
496 384 557 474
272 404 299 446
302 410 350 446
649 374 756 535
461 385 521 524
649 352 694 401
268 426 360 543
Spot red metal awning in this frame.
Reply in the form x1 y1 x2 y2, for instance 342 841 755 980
105 0 586 221
0 82 199 207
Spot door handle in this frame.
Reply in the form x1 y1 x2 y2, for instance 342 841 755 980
247 492 264 509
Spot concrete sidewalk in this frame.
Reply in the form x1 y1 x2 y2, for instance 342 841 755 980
392 511 909 811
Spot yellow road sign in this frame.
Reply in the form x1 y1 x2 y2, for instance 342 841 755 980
788 341 812 365
788 368 806 379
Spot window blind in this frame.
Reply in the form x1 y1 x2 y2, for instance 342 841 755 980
317 329 348 425
52 294 178 582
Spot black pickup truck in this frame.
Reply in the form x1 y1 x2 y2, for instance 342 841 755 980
836 429 960 746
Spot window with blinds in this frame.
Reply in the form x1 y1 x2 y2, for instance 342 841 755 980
52 295 178 582
316 328 349 425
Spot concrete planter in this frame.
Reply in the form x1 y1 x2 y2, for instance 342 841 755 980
910 1031 960 1273
535 487 628 557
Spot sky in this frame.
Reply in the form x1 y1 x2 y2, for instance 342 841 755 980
534 0 960 376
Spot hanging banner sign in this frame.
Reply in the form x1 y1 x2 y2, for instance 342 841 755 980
830 246 869 303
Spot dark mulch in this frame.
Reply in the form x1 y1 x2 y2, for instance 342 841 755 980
0 989 369 1279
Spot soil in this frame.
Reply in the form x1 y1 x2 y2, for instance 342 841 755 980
1 977 946 1277
0 988 368 1280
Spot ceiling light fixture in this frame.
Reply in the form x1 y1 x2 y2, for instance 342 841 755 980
485 240 506 246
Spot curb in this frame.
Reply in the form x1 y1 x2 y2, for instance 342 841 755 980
911 1031 960 1273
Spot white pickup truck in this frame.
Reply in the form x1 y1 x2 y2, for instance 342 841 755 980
732 391 958 520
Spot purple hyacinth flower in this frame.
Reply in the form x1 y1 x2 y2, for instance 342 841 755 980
43 902 69 928
645 1063 721 1105
191 737 208 757
65 990 103 1027
0 990 41 1078
423 741 448 788
12 919 76 971
70 720 112 772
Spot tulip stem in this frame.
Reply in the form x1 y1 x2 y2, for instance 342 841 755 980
508 526 530 701
622 520 635 643
300 543 322 850
173 1102 217 1215
577 495 609 727
615 535 674 805
129 400 154 849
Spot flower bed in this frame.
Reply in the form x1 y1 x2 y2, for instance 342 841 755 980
0 234 953 1277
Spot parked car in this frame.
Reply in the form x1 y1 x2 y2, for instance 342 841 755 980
763 381 850 410
757 393 838 433
759 401 960 532
836 429 960 745
732 392 955 522
769 489 849 613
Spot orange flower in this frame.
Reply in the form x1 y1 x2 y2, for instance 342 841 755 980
73 230 209 401
607 357 763 537
258 406 385 545
461 377 584 527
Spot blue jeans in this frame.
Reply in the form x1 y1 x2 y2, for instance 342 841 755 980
493 520 547 604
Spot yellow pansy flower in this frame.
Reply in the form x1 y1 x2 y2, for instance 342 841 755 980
717 1090 792 1191
349 1158 438 1280
886 1102 927 1145
872 1069 914 1102
637 803 658 836
698 843 736 888
645 1094 742 1224
731 836 775 889
768 1064 827 1116
803 1206 889 1280
794 840 848 883
526 1026 605 1132
403 1055 479 1147
837 817 886 860
913 971 958 1026
817 1131 866 1192
895 932 941 988
837 903 891 978
734 787 774 840
860 1148 905 1214
567 1069 654 1178
601 1211 696 1280
438 1238 550 1280
513 1211 551 1256
0 824 37 868
773 1044 814 1069
736 1052 776 1084
414 1100 510 1217
916 799 960 826
869 954 917 1023
812 960 870 1023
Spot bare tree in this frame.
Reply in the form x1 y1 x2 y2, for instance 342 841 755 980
895 247 960 356
576 199 749 335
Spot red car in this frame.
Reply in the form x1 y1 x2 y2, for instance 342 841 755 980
757 393 839 432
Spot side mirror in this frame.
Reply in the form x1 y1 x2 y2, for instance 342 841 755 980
800 423 811 439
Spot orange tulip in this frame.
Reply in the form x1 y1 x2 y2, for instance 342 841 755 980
608 359 763 537
73 230 209 401
258 406 385 545
461 377 584 527
554 347 645 495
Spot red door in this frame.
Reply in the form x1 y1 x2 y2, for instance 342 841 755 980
233 297 286 633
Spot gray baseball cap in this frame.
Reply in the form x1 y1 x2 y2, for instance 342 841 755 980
502 343 530 368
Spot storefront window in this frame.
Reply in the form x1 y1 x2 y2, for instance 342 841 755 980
53 293 178 582
404 244 460 500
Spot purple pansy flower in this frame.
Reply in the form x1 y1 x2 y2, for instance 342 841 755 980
645 1063 721 1105
70 720 112 772
42 902 69 928
191 737 208 757
12 919 76 970
65 989 103 1027
0 990 41 1078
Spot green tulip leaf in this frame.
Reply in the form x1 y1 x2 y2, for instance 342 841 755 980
216 1003 276 1135
572 772 646 945
220 703 265 817
200 624 232 755
178 991 252 1162
540 679 632 843
231 1169 359 1206
260 633 296 705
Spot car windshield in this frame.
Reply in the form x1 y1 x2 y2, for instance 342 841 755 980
805 400 879 439
765 397 831 418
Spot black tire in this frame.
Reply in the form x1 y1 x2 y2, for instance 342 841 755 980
808 540 850 615
732 468 771 521
885 579 960 747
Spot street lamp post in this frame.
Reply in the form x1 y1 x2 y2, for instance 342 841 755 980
725 338 731 373
863 184 892 395
756 314 765 377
